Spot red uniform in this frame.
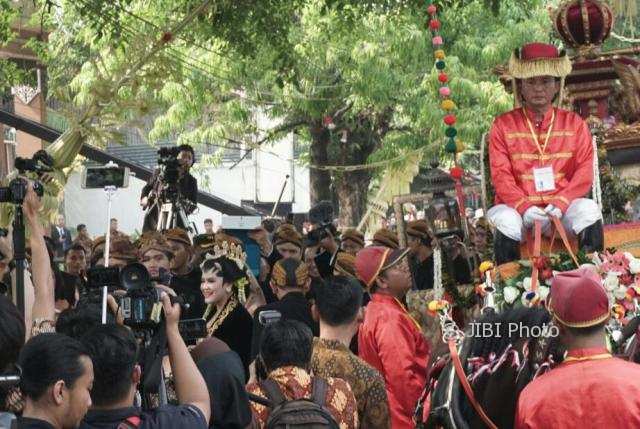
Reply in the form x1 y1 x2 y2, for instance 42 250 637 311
515 347 640 428
489 106 593 214
358 293 430 429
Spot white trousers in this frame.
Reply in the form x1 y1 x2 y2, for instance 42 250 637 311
487 198 602 242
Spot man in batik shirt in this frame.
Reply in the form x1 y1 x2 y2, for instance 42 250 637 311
311 276 390 428
247 320 358 428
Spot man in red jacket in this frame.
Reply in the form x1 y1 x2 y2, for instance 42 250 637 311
488 43 603 264
355 246 430 429
515 268 640 428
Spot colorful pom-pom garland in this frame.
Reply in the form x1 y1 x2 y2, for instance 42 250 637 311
426 3 464 160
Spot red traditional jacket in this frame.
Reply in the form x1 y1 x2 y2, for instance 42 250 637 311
488 107 593 214
515 347 640 428
358 293 430 429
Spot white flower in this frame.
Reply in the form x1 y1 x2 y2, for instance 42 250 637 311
603 272 620 292
624 252 635 262
503 286 519 305
522 277 532 292
614 285 628 300
538 286 550 302
630 258 640 274
579 263 598 274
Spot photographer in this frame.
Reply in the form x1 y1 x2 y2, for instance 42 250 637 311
79 293 210 429
140 144 198 232
306 201 340 279
23 180 56 337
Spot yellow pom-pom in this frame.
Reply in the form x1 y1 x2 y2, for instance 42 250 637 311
479 261 494 274
441 99 456 110
434 49 446 60
455 139 465 153
428 301 439 312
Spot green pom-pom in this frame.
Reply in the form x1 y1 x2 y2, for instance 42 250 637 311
435 60 446 70
445 127 457 138
444 138 457 153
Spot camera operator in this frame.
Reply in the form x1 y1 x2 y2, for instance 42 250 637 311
163 229 204 319
138 232 204 319
140 144 198 232
79 293 211 429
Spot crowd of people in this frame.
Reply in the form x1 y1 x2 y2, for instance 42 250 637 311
1 173 640 429
0 174 466 429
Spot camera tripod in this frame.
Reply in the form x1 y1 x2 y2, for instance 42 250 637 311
156 198 191 233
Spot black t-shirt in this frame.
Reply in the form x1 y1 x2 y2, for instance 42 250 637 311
79 405 206 429
16 417 55 429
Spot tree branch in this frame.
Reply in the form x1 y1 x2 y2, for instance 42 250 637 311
229 118 307 169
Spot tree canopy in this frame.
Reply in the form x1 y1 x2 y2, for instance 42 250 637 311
1 0 637 224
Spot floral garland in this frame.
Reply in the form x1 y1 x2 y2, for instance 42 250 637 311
491 250 640 327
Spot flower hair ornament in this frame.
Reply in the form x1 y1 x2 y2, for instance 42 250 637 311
201 241 249 303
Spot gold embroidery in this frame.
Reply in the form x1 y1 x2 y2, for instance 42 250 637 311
204 295 238 337
511 152 573 161
520 173 565 181
506 131 575 139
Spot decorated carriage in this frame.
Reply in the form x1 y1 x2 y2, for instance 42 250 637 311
398 1 640 427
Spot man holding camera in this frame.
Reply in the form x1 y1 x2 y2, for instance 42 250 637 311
79 293 211 429
140 145 198 232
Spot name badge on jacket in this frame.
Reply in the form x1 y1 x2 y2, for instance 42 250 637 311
533 166 556 192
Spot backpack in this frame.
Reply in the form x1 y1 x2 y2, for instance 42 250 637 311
259 377 340 429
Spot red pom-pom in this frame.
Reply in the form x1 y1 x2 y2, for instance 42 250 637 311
427 4 437 15
443 114 456 125
450 167 464 179
438 73 448 83
429 19 441 30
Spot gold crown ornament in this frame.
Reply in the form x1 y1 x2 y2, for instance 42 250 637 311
211 241 247 270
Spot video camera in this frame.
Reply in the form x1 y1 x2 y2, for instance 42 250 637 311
157 147 181 198
83 263 205 342
306 200 337 246
0 150 52 204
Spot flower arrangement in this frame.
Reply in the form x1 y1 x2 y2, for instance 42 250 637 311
492 250 640 324
492 252 591 309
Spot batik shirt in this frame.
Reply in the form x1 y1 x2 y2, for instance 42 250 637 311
246 366 358 429
311 337 390 428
